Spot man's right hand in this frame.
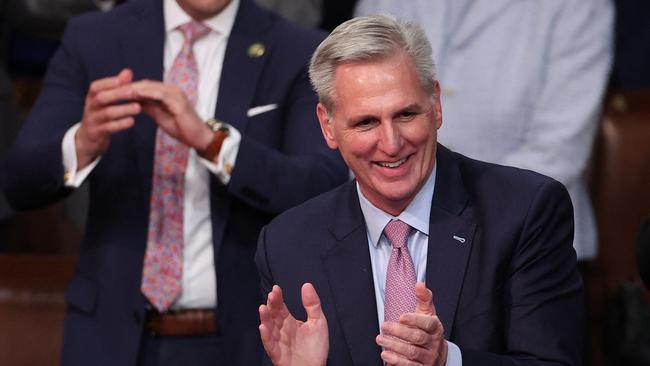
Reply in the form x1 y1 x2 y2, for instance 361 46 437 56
259 283 329 366
75 68 140 169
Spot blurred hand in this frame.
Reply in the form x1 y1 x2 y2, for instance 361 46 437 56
76 68 140 169
376 282 447 366
259 283 329 366
131 80 213 151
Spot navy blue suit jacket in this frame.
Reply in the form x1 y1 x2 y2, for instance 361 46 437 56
256 145 583 366
3 0 348 364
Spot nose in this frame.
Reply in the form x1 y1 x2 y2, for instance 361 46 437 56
378 121 402 156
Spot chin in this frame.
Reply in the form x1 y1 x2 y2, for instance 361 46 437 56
378 186 417 207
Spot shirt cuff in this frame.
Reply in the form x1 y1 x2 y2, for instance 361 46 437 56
445 340 462 366
199 122 241 185
62 123 101 187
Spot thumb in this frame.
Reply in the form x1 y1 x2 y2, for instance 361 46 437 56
118 68 133 84
302 282 325 321
415 282 436 316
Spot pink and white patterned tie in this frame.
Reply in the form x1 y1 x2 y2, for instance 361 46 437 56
384 220 417 322
141 21 210 312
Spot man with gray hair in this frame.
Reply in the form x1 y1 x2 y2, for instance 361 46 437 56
256 14 583 366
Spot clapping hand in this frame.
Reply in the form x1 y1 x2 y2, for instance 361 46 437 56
376 282 448 366
259 283 329 366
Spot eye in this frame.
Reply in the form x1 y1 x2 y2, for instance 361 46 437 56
353 118 377 130
396 111 417 121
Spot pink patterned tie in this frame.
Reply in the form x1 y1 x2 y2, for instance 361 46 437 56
384 220 417 322
141 21 210 312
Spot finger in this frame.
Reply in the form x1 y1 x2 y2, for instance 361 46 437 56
95 102 141 122
131 80 173 101
258 305 278 352
91 85 137 108
301 283 325 322
398 313 442 336
259 324 280 361
132 81 187 108
259 305 272 339
267 285 292 325
93 117 136 135
382 319 435 346
117 68 133 84
87 70 132 98
266 285 284 311
261 290 284 354
414 282 435 316
377 333 427 362
380 349 417 366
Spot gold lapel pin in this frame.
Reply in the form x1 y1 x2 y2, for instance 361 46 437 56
247 42 265 58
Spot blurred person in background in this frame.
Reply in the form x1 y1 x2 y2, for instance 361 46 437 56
2 0 348 365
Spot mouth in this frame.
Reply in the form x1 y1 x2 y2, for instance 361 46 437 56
375 154 412 168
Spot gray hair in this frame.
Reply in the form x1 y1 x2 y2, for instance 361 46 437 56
309 14 436 111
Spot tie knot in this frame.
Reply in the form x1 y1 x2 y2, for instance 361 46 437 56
384 220 412 249
178 21 210 45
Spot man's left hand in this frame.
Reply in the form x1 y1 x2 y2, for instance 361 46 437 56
376 282 448 366
131 80 213 151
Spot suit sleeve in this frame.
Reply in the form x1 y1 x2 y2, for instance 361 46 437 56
2 18 89 210
255 225 275 297
255 225 278 366
462 180 584 366
225 58 348 215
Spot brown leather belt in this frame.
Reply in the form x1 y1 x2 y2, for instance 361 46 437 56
145 309 217 337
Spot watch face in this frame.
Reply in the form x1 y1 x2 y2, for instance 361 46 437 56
206 118 223 131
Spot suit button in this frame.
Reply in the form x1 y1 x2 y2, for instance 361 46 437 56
133 311 142 324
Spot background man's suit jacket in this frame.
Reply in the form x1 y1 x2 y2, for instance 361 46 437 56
3 0 348 364
256 145 583 366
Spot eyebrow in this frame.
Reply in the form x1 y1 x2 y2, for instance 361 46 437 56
348 102 427 125
392 103 424 116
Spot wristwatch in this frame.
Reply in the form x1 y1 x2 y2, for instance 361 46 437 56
199 118 230 161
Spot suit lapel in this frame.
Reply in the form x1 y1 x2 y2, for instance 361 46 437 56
426 145 475 339
215 0 271 131
322 182 383 366
120 0 165 191
208 0 271 257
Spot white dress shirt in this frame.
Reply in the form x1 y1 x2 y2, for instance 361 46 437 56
357 163 462 365
61 0 245 309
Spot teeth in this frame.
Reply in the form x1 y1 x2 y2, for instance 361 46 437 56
378 157 407 168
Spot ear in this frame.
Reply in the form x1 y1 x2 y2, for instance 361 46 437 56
316 103 339 150
432 80 443 129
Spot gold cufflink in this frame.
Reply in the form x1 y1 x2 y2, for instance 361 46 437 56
247 42 265 58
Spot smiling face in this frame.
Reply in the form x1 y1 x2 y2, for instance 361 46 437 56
317 51 442 216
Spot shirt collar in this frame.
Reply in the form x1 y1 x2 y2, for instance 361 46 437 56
358 161 437 247
164 0 239 36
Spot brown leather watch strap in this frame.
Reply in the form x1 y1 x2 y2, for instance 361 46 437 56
199 126 229 161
